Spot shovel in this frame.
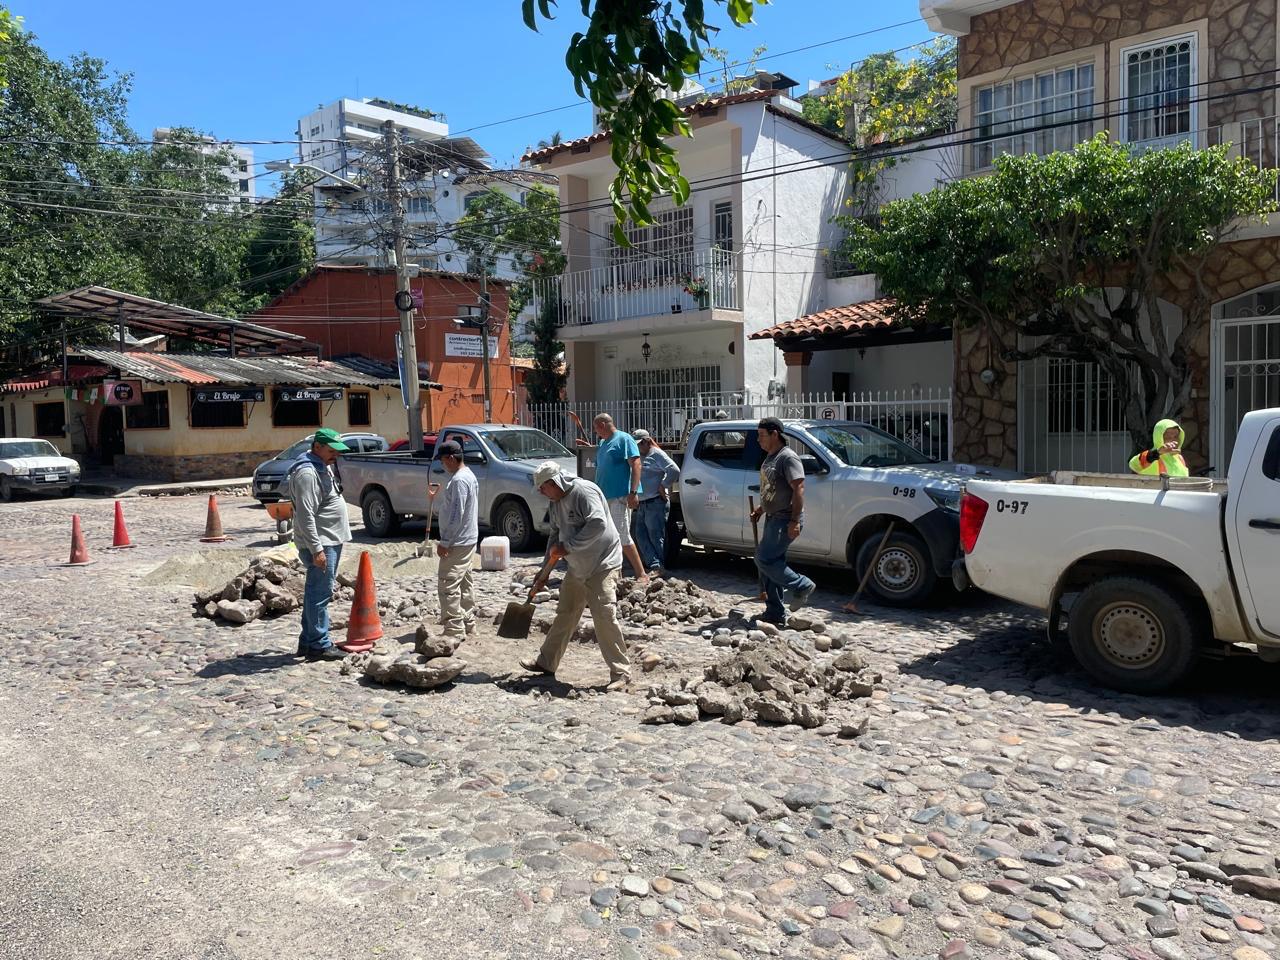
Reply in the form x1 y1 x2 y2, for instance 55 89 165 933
417 482 440 558
748 496 766 601
842 521 895 616
497 554 558 639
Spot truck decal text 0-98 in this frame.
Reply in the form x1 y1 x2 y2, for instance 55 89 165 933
891 486 917 499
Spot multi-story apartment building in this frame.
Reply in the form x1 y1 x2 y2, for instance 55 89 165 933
152 128 254 204
297 98 555 317
922 0 1280 473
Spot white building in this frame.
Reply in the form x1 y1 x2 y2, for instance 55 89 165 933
152 128 254 204
298 98 557 309
523 76 955 418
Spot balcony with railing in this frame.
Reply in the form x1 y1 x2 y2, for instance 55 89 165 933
530 247 742 336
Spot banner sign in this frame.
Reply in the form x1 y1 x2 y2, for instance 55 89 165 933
278 387 343 402
193 386 264 403
444 333 500 358
102 379 145 406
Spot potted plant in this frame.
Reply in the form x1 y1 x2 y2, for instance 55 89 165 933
680 273 711 309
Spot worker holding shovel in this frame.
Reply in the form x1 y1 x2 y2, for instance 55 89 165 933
517 460 631 691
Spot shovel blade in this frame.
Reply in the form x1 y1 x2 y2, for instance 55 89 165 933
497 600 536 639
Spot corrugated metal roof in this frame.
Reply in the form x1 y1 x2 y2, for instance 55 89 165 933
74 350 398 387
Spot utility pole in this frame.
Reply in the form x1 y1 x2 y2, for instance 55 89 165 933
384 119 424 452
479 264 493 423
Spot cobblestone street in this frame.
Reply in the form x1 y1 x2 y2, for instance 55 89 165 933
2 492 1280 960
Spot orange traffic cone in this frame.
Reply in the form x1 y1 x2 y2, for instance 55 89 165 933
109 500 135 549
200 494 227 542
339 550 382 653
64 514 93 566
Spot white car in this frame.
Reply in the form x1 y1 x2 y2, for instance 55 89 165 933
960 406 1280 693
0 438 81 501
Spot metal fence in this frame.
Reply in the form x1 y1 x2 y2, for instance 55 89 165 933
526 388 953 460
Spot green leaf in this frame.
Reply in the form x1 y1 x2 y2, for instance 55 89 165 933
522 0 537 30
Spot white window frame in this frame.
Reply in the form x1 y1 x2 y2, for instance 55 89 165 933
972 61 1096 170
1119 32 1197 149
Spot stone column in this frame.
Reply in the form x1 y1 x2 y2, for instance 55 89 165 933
783 350 811 396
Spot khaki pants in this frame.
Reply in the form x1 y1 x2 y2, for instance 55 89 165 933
438 544 476 638
534 567 630 680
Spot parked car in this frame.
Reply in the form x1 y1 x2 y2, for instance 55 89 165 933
389 433 438 452
339 424 576 550
252 431 387 503
655 419 1018 606
959 406 1280 694
0 438 81 501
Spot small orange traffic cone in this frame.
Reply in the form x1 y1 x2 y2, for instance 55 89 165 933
64 514 93 566
109 500 135 549
200 494 227 542
339 550 382 653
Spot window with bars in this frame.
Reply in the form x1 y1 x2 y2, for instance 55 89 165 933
1045 359 1125 434
623 364 721 405
973 62 1096 170
1122 36 1194 147
608 207 694 281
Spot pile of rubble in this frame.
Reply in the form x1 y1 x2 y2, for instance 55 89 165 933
642 637 878 729
616 576 729 626
345 626 466 690
192 555 309 624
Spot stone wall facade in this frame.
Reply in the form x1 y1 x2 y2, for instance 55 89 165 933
114 450 276 483
961 0 1276 129
953 235 1280 469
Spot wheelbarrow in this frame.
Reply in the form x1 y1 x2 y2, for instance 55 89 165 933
265 500 293 544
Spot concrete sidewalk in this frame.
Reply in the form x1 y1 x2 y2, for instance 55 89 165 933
78 474 253 498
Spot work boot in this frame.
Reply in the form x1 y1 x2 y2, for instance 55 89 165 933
605 676 629 692
519 657 554 676
787 583 816 613
304 646 346 662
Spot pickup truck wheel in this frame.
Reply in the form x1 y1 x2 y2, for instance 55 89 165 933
0 477 12 502
855 531 936 607
62 485 78 499
361 490 400 538
662 511 684 569
495 499 534 552
1067 577 1197 693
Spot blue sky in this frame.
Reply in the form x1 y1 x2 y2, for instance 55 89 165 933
26 0 932 186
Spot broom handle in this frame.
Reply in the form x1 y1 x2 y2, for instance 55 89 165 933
749 496 765 598
849 521 895 607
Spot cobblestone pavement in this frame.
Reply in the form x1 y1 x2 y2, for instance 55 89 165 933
2 492 1280 960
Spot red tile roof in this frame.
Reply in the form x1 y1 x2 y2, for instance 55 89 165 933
522 89 781 164
750 298 911 341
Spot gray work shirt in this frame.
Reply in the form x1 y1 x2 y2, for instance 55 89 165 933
637 446 679 501
291 453 352 554
437 465 479 547
759 446 804 519
547 476 622 579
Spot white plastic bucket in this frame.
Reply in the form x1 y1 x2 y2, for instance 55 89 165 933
480 535 510 571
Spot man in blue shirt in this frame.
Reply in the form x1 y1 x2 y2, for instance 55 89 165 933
582 413 648 581
631 429 679 574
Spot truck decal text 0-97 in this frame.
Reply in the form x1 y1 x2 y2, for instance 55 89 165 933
995 499 1030 515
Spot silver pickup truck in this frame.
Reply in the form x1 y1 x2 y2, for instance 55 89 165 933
338 424 577 551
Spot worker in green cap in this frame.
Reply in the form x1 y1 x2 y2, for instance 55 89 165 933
1129 419 1190 477
290 428 353 660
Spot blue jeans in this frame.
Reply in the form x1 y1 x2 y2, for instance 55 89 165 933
754 516 814 622
632 497 669 571
298 544 343 651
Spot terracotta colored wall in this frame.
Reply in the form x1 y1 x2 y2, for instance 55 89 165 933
253 269 518 428
960 0 1276 130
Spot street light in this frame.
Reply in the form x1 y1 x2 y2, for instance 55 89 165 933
265 159 364 192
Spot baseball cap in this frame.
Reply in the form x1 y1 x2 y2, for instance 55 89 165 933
533 460 563 487
437 439 462 458
632 429 652 441
312 427 350 452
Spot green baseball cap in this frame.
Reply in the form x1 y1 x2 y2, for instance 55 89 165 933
312 427 350 452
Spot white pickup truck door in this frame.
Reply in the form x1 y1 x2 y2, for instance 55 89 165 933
680 428 748 547
1230 414 1280 639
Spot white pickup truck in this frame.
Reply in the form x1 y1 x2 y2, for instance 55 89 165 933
961 407 1280 693
663 419 1019 606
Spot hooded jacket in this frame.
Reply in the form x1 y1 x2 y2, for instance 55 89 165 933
1128 419 1189 477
